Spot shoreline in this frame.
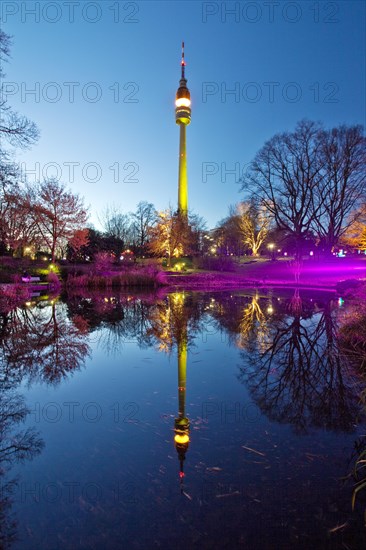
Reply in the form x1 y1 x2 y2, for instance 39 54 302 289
165 273 347 292
0 275 361 294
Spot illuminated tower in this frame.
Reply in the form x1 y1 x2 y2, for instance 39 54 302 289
175 42 191 219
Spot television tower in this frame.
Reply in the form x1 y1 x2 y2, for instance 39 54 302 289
175 42 191 219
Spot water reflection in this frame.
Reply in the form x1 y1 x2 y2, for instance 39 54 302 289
0 299 91 547
0 300 90 385
2 289 366 547
65 290 163 354
7 290 362 437
0 387 44 548
171 295 190 489
145 293 193 487
236 291 364 433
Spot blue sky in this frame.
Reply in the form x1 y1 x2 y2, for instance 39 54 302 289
2 0 365 229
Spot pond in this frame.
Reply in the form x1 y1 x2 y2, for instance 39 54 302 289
1 288 366 549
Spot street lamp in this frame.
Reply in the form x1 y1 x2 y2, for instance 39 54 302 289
268 243 275 260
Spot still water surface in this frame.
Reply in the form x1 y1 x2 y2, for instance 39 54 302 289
1 289 366 549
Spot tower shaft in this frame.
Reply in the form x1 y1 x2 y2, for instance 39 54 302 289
178 124 188 218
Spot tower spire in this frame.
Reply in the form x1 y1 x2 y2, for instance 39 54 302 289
181 41 186 79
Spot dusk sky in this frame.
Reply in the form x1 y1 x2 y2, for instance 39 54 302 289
2 0 365 229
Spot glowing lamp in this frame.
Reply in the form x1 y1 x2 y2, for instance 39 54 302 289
174 433 190 445
175 97 191 108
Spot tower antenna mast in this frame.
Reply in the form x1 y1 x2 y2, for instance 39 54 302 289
181 41 185 79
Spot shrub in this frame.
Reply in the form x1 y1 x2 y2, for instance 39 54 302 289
93 252 114 274
47 271 62 289
0 284 30 312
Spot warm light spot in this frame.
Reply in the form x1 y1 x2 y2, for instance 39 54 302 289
175 97 191 108
174 434 190 445
179 471 185 478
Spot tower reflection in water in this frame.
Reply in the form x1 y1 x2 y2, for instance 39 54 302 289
148 291 191 489
174 323 190 490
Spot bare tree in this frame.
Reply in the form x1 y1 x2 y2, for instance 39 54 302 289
214 209 243 256
236 200 272 256
1 187 38 255
0 31 39 254
188 211 207 256
0 162 20 246
242 120 366 256
0 31 39 152
315 125 366 252
27 179 88 262
242 120 324 257
98 204 132 246
132 201 156 254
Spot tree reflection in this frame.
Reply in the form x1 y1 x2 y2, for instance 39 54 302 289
0 388 44 548
207 292 274 352
147 292 190 353
65 291 163 355
236 293 270 350
237 291 365 433
0 300 90 386
0 298 91 546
